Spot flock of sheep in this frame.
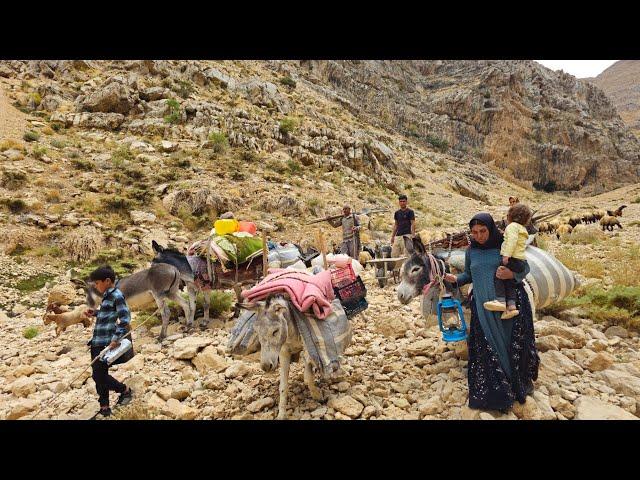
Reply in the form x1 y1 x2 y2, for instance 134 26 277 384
537 205 626 239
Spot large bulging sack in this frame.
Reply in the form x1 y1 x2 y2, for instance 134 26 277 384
436 245 578 309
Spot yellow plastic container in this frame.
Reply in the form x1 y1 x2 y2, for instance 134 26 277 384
214 219 239 235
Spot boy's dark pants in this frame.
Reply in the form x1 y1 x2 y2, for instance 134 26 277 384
495 258 527 306
90 345 126 407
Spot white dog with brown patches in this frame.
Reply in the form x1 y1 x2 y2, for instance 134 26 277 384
44 304 92 336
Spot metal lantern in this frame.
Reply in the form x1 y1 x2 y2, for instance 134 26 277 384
436 293 468 342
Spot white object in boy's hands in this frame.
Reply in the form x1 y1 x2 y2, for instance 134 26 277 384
101 338 132 365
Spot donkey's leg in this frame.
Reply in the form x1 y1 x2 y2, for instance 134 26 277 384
169 290 191 330
201 288 211 327
185 282 197 327
276 348 291 420
304 352 324 402
152 293 170 341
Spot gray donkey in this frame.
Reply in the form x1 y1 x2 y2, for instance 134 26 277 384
74 263 191 340
249 294 325 420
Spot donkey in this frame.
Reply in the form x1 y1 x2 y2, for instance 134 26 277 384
249 294 324 419
74 263 191 341
397 236 449 306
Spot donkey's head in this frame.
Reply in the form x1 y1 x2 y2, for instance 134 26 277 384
397 236 434 305
151 240 192 274
71 278 103 310
252 294 291 372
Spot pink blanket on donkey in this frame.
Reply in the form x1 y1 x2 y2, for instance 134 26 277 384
241 269 335 319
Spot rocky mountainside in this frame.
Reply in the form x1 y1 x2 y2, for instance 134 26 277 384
1 60 640 421
298 60 640 194
587 60 640 137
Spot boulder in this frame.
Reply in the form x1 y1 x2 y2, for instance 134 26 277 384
129 141 155 153
328 395 364 419
78 82 136 114
130 210 157 225
417 396 444 416
539 350 583 376
574 396 639 420
13 365 36 377
155 386 172 401
512 396 545 420
536 324 587 348
479 412 495 420
233 80 291 113
585 352 615 372
406 339 435 356
172 337 212 360
192 346 229 374
204 68 236 89
164 398 198 420
171 385 192 401
596 369 640 398
139 87 172 101
605 326 629 339
224 362 255 379
532 391 557 420
10 377 36 398
160 140 178 152
247 397 275 413
6 399 38 420
549 394 575 419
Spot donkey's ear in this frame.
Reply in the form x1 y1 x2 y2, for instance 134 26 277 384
403 236 415 254
413 236 426 256
152 240 164 253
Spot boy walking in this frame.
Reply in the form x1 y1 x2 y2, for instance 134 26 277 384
84 266 133 418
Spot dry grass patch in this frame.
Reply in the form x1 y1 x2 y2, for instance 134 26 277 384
61 226 103 262
555 249 605 279
0 139 26 152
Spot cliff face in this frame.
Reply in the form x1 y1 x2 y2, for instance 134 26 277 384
296 60 640 193
587 60 640 137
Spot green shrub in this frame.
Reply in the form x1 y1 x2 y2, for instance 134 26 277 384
632 197 640 204
51 122 64 132
0 198 28 213
51 139 66 149
164 99 181 124
111 145 133 167
173 80 194 99
103 196 133 213
23 130 40 142
29 92 42 106
286 159 302 175
279 117 297 135
15 273 55 293
200 290 234 317
71 158 96 171
32 146 47 160
426 134 448 152
23 327 39 339
1 170 28 190
279 76 296 88
208 132 229 153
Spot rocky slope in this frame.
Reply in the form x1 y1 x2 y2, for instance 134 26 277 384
298 60 640 194
1 60 640 420
587 60 640 137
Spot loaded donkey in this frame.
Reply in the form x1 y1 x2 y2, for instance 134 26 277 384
74 262 190 340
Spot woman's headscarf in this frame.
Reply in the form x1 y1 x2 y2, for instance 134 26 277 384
469 212 503 250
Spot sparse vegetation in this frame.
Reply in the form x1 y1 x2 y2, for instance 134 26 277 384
208 132 229 153
0 198 28 214
32 146 47 160
15 273 55 293
426 134 449 152
164 98 181 124
103 196 133 214
0 139 25 152
23 130 40 142
279 117 297 135
280 76 296 88
51 139 66 149
71 158 96 171
1 170 28 190
23 327 39 339
111 145 133 167
173 80 194 99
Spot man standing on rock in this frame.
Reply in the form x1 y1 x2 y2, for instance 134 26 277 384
328 204 361 259
390 194 415 273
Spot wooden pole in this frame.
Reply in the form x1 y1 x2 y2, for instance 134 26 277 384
261 230 268 279
316 229 328 270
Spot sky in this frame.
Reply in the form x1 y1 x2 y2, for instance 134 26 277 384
535 60 618 78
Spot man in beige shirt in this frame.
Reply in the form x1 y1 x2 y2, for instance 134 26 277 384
328 204 361 259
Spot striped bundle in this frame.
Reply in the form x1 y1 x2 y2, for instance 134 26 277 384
439 245 578 309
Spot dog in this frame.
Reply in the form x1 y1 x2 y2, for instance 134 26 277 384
44 304 92 336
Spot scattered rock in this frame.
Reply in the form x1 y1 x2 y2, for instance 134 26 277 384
172 337 212 360
585 352 615 372
328 395 364 419
192 346 229 374
574 396 639 420
247 397 275 413
605 326 629 339
10 377 36 398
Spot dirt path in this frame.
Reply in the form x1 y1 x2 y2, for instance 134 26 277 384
0 83 28 141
